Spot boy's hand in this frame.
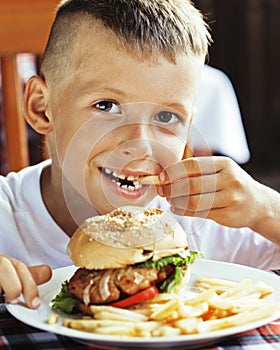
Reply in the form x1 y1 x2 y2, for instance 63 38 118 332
0 255 52 309
157 156 265 230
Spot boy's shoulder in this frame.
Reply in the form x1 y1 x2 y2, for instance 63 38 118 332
0 160 51 201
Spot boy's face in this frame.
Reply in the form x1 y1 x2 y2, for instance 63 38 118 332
46 24 204 216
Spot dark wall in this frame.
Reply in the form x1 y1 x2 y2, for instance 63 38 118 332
194 0 280 181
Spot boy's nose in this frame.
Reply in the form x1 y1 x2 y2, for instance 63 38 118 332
118 123 154 159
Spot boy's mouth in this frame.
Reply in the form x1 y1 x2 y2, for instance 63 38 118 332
101 168 143 191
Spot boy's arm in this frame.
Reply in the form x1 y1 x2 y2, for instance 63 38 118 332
157 156 280 246
0 256 52 308
249 183 280 246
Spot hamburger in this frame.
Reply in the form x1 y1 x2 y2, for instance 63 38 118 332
52 206 200 314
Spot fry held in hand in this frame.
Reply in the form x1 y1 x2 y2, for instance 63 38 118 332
137 175 161 185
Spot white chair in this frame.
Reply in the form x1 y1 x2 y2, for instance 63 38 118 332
191 65 250 164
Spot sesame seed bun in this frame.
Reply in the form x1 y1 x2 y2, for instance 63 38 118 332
67 206 188 269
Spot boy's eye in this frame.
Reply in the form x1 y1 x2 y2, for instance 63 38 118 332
94 100 121 114
155 111 180 124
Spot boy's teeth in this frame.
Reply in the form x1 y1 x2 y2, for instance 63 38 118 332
103 168 143 190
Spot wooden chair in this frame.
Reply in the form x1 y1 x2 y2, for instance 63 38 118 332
0 0 59 174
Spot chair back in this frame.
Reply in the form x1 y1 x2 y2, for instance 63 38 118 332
0 0 59 173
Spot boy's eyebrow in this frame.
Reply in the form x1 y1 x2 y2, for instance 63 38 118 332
81 83 129 98
163 102 191 117
98 86 130 97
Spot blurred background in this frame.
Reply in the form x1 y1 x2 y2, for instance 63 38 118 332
0 0 279 191
194 0 280 191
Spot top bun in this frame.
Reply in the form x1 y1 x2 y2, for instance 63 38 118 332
67 206 188 269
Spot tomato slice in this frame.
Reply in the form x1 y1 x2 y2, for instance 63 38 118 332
110 285 159 308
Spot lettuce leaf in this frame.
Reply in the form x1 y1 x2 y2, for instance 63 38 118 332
135 250 202 269
135 250 203 293
51 281 80 314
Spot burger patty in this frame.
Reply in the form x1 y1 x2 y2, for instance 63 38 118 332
68 265 173 305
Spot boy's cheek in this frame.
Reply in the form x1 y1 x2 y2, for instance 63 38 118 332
157 140 185 167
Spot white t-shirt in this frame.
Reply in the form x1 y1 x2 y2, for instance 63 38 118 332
0 160 71 268
1 160 280 270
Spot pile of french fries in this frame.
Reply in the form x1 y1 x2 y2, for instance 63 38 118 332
58 276 279 337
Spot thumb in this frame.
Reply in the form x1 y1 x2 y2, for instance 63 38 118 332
28 265 52 285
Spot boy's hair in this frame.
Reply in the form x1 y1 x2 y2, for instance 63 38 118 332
41 0 211 84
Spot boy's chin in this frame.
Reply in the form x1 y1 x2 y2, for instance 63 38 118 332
90 192 157 215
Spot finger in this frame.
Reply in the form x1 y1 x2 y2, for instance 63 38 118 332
170 205 224 220
11 260 40 309
162 157 219 183
0 256 22 302
171 205 211 218
169 191 218 213
29 265 52 285
171 205 239 229
159 173 219 199
0 256 42 309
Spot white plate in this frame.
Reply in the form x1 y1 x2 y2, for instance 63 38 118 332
6 260 280 349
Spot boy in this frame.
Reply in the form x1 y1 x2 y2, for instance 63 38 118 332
1 0 280 310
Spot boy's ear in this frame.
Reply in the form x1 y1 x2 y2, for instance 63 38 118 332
24 76 53 135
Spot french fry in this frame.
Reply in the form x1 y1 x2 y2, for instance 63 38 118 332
178 301 209 318
198 276 237 288
152 325 181 337
93 325 136 336
175 317 201 334
137 175 161 185
47 313 59 325
90 305 148 321
150 298 179 320
93 311 145 322
219 279 253 299
146 293 173 304
253 281 274 298
184 289 215 306
198 303 279 333
197 276 237 294
62 318 134 330
209 296 267 311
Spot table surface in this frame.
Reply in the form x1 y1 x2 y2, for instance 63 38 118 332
1 296 280 350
